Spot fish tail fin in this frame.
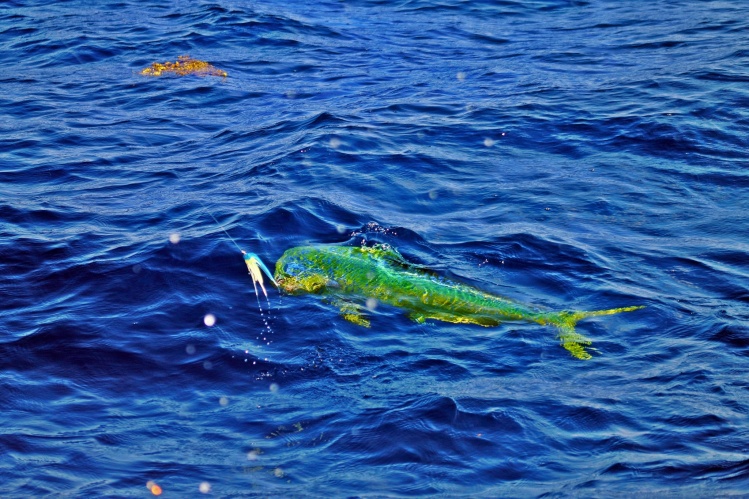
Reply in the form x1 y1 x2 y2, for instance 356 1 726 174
545 305 645 360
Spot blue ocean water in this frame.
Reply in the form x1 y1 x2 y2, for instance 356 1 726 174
2 0 749 495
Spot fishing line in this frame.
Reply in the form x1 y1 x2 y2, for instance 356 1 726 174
198 206 279 367
199 202 245 254
198 202 278 342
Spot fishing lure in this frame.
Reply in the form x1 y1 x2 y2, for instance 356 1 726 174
243 250 277 299
199 207 275 298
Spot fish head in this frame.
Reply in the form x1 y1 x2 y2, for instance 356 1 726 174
275 247 335 295
276 272 330 295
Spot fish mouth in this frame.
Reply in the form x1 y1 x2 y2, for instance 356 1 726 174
275 277 304 294
275 277 294 292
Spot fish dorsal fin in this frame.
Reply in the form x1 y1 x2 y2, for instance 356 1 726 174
376 245 439 277
363 244 429 273
369 243 407 264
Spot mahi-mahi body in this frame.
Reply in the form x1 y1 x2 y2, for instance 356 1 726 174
273 244 644 360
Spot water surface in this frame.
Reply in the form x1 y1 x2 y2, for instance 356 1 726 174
1 0 748 496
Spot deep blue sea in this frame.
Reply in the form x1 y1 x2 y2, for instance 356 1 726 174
2 0 749 496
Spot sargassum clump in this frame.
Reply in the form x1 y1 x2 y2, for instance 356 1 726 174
140 55 227 77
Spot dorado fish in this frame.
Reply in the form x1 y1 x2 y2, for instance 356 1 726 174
248 244 643 360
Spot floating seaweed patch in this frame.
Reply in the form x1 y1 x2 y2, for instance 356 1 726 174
140 55 227 77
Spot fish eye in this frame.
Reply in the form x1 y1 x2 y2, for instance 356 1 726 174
284 262 304 276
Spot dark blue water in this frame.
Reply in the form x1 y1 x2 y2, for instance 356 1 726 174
2 0 749 496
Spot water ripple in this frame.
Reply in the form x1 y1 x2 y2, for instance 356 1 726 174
2 0 749 495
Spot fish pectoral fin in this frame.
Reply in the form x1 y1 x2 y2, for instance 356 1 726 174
343 311 370 327
334 300 370 327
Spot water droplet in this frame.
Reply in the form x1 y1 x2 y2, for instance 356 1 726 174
147 481 162 496
483 138 495 147
329 137 341 149
204 314 216 327
169 233 180 244
219 396 229 406
270 383 279 393
199 482 211 493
